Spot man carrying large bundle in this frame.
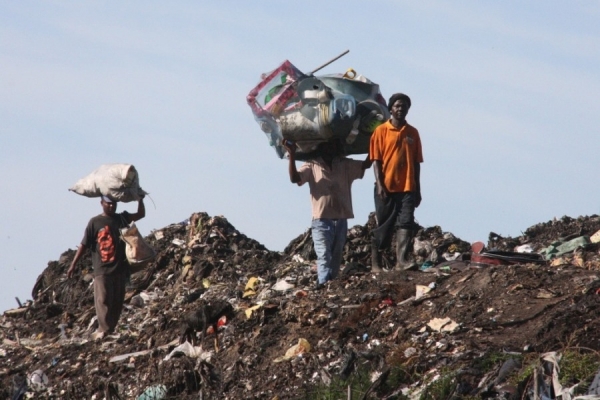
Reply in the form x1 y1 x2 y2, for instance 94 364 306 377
284 140 371 289
370 93 423 273
67 195 145 339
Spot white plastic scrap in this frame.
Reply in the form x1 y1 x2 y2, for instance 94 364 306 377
271 280 295 292
163 341 213 362
413 238 433 256
87 316 98 330
139 291 158 303
415 285 431 299
172 239 185 247
28 369 49 392
515 244 534 253
370 370 382 382
292 254 305 263
442 252 461 261
404 347 417 358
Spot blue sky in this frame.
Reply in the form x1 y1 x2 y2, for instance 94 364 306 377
1 1 599 313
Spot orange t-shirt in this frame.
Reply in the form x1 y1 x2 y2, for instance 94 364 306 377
370 121 423 193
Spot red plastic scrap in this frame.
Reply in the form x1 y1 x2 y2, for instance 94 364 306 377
246 60 305 117
379 298 395 309
205 316 229 335
471 241 485 254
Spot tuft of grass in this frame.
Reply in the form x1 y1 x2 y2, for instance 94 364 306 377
385 364 414 391
472 351 518 372
509 349 600 396
509 353 538 386
559 349 600 394
302 349 600 399
419 369 458 400
301 366 373 400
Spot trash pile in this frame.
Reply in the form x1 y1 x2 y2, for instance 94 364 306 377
2 213 600 399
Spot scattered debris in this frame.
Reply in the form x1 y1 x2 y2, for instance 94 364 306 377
2 212 600 398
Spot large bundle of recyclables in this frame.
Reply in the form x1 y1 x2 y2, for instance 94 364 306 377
247 60 389 161
69 163 147 203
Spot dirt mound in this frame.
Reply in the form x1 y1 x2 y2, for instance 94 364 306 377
2 213 600 399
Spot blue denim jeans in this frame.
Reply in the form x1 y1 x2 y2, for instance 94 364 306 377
311 218 348 284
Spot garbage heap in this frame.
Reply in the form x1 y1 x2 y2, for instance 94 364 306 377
2 213 600 399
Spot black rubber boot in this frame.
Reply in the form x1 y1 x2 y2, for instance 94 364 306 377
371 239 383 273
395 229 416 271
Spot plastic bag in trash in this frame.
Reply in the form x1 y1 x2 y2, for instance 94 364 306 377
247 61 389 160
120 222 156 272
28 369 48 392
137 384 167 400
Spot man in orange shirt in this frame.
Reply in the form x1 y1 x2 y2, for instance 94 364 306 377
369 93 423 272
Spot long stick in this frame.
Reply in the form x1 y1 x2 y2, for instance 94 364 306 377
309 49 350 75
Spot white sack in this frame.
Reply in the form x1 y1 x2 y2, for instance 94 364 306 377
69 163 146 202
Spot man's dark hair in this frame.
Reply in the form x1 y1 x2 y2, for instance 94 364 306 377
388 93 411 111
317 138 343 154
